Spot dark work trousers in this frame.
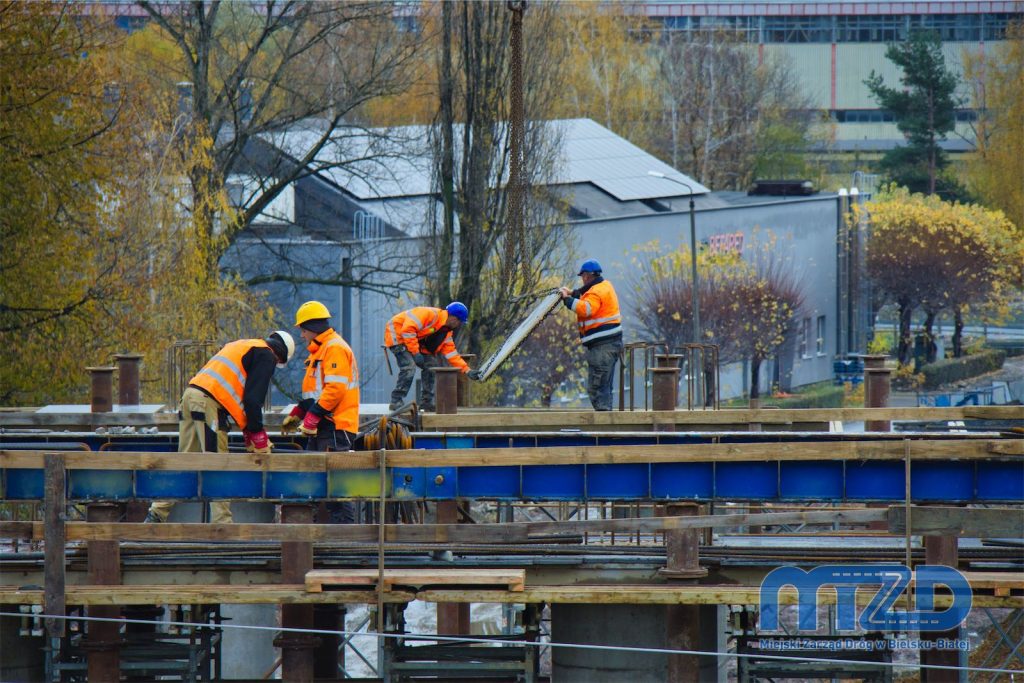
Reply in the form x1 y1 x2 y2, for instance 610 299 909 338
388 344 440 409
310 422 358 524
585 338 623 411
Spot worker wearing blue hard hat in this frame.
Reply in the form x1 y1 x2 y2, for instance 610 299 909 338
559 259 623 411
383 301 480 412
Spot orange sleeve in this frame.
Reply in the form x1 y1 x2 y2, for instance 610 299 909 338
316 341 357 413
438 333 469 373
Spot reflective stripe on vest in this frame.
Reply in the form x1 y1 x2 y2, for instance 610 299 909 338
189 339 268 430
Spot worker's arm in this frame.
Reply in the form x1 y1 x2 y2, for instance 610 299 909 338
563 287 600 322
398 312 424 355
309 341 357 416
239 347 278 432
437 334 469 373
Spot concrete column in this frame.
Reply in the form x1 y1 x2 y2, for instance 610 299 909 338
277 504 317 682
457 354 476 407
651 363 679 432
864 367 893 432
114 353 143 406
433 366 460 415
661 503 707 683
86 366 115 413
552 604 667 681
922 535 960 682
85 503 123 682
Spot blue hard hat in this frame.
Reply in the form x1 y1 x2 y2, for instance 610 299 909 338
446 301 469 323
578 259 602 275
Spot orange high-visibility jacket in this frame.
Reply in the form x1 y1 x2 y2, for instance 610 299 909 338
567 279 622 345
190 339 270 430
301 328 360 433
384 307 468 372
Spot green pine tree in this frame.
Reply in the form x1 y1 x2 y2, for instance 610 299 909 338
865 31 965 199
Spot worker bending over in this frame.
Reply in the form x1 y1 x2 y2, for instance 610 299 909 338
559 259 623 411
384 302 480 411
146 330 295 523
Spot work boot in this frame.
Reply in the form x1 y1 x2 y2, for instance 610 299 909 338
419 402 435 413
143 510 162 523
388 401 401 412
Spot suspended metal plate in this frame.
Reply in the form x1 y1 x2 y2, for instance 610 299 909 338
475 292 562 381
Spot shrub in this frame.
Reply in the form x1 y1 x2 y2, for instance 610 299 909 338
920 349 1006 389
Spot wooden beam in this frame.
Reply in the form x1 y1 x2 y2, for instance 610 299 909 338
4 437 1020 471
305 568 525 593
43 454 66 640
888 506 1024 537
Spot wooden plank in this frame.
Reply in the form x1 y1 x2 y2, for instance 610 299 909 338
887 506 1024 537
43 454 66 640
305 568 525 593
4 437 1019 471
422 405 1024 429
0 585 414 606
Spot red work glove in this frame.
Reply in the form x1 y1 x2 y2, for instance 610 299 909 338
299 411 322 436
244 429 272 454
281 405 304 435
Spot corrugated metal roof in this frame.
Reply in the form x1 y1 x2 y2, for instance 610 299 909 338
264 118 707 203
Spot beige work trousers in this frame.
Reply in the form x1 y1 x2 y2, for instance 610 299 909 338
147 386 233 523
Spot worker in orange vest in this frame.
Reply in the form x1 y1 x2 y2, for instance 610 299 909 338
145 330 296 523
559 259 623 411
384 302 479 411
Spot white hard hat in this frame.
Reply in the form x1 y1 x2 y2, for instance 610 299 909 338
271 330 295 367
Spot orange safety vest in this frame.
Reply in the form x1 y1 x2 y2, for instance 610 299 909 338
569 279 622 344
384 307 467 371
301 328 360 433
190 339 269 431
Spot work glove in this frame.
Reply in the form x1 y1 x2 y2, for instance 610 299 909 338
281 405 304 435
467 369 483 381
413 353 429 370
244 429 272 455
299 411 322 436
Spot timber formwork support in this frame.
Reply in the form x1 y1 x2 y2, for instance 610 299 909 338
85 503 123 682
277 504 317 682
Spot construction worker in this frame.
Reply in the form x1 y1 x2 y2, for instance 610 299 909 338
282 301 360 522
559 259 623 411
145 330 296 523
384 302 479 411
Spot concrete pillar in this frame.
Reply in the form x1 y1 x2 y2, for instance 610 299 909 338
661 503 707 683
651 362 679 432
85 503 123 682
86 366 115 413
457 354 476 407
552 604 667 681
114 353 143 406
864 366 892 432
277 504 317 682
922 535 960 683
433 366 460 415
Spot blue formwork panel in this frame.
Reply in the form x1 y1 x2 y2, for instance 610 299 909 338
536 435 597 448
446 437 475 450
976 461 1024 501
136 471 198 499
716 462 777 500
266 472 326 500
651 463 713 499
4 469 44 499
69 470 133 500
424 467 457 499
414 436 445 450
328 469 383 499
780 461 843 500
912 461 974 502
393 468 424 499
458 466 520 498
203 471 262 498
475 436 535 449
596 436 660 447
587 464 649 499
846 461 904 500
523 465 584 500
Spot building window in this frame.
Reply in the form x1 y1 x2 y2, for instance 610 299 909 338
799 318 812 359
816 316 826 356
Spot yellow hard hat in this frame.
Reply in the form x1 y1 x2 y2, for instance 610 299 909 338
295 300 331 327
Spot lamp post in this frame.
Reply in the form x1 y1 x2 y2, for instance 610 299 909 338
648 171 701 345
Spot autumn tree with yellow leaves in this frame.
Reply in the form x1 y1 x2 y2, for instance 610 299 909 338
862 187 1022 364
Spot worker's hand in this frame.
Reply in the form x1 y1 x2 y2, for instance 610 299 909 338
299 411 322 436
281 406 304 435
413 353 429 370
558 286 572 299
245 429 272 455
468 369 483 381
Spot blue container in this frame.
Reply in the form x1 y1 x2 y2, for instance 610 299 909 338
458 466 520 498
846 461 904 500
266 472 326 500
587 464 649 499
69 469 133 500
780 461 843 500
651 463 713 499
136 471 198 499
203 471 263 498
523 464 584 500
716 462 777 500
976 461 1024 501
4 469 44 499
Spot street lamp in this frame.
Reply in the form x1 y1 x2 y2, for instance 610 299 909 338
648 171 701 346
